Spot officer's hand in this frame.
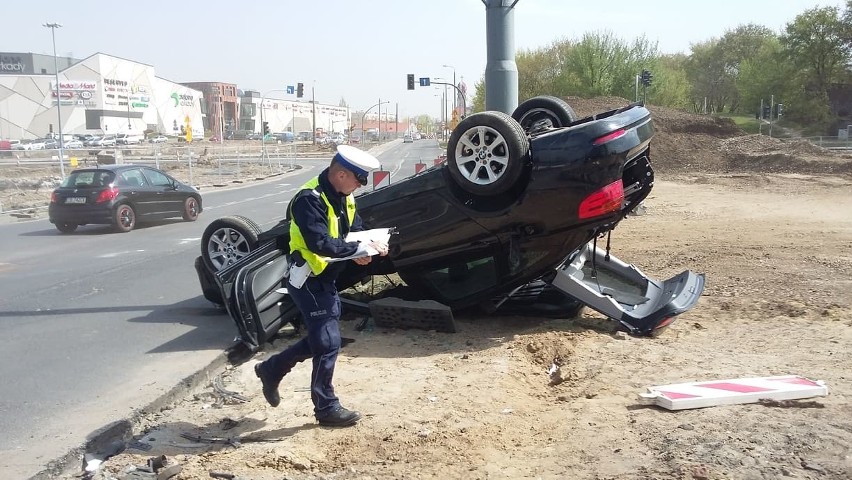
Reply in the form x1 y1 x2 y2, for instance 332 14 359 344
370 241 389 256
353 256 372 265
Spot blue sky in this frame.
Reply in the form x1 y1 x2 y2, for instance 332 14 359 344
6 0 847 119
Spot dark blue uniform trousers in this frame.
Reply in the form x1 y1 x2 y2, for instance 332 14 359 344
260 277 342 418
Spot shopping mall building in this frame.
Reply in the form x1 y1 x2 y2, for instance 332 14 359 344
0 51 351 141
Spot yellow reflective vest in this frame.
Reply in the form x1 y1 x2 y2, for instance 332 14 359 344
289 177 357 275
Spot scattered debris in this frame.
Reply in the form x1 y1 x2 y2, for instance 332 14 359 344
369 297 456 332
547 362 564 386
212 373 249 404
118 455 182 480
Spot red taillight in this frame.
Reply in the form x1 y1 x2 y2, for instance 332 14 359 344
50 192 58 203
655 317 676 330
578 180 624 219
95 187 119 204
593 128 626 145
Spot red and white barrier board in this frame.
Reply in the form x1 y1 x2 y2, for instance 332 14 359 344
415 162 427 174
372 170 390 190
434 155 446 166
638 375 828 410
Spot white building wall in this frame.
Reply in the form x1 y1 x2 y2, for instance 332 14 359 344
255 97 349 135
0 53 204 140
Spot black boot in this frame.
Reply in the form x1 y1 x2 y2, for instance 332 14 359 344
254 362 280 407
317 406 362 427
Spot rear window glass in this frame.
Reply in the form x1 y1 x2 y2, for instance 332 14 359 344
61 170 115 188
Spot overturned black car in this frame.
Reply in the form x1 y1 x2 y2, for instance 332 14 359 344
195 96 705 351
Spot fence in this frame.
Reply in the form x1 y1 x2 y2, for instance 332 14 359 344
804 136 852 150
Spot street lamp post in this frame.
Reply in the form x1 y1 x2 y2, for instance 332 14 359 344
361 100 388 144
43 22 65 178
443 64 456 116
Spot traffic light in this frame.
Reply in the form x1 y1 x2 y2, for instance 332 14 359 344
407 74 415 90
640 69 653 86
776 103 784 117
297 82 304 98
263 121 269 135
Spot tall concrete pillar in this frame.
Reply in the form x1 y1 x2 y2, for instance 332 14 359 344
483 0 519 114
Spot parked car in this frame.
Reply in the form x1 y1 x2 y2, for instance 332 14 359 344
74 134 95 143
91 135 117 147
1 139 21 150
12 140 35 150
49 164 202 233
274 132 295 143
116 133 143 145
64 139 84 149
148 135 168 143
194 96 705 351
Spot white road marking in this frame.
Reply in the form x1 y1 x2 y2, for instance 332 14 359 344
98 250 145 258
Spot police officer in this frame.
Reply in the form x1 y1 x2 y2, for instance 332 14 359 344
254 145 388 427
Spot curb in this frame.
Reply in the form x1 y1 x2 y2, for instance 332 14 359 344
30 351 233 479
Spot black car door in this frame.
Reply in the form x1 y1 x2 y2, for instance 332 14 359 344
117 168 156 217
140 167 183 218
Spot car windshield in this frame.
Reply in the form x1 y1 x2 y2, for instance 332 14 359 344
60 170 115 188
419 255 499 302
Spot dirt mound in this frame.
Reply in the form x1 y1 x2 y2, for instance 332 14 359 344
562 96 852 176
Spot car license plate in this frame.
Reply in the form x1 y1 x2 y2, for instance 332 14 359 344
65 197 86 204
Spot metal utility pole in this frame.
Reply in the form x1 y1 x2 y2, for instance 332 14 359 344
43 22 65 178
769 95 774 138
311 84 316 145
482 0 519 114
443 64 456 115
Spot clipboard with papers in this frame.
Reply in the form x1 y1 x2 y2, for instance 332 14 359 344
287 227 394 289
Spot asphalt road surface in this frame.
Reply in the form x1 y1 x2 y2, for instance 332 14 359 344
0 138 441 478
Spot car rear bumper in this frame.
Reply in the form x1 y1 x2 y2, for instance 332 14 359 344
49 204 113 224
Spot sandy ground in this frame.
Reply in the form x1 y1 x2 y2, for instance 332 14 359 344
54 170 850 480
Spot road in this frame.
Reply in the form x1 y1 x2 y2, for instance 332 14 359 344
0 139 441 478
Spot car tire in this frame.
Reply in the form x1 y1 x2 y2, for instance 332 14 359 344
55 222 78 233
113 204 136 232
201 215 263 273
182 196 200 221
511 95 577 134
447 111 529 196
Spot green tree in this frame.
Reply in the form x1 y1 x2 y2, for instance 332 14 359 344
736 36 794 118
782 6 849 93
651 54 692 110
471 75 485 113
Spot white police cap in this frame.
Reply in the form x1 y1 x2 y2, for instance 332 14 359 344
334 145 380 184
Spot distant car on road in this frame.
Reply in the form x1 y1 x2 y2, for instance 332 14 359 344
49 164 202 233
64 139 84 149
403 133 413 143
148 135 168 143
